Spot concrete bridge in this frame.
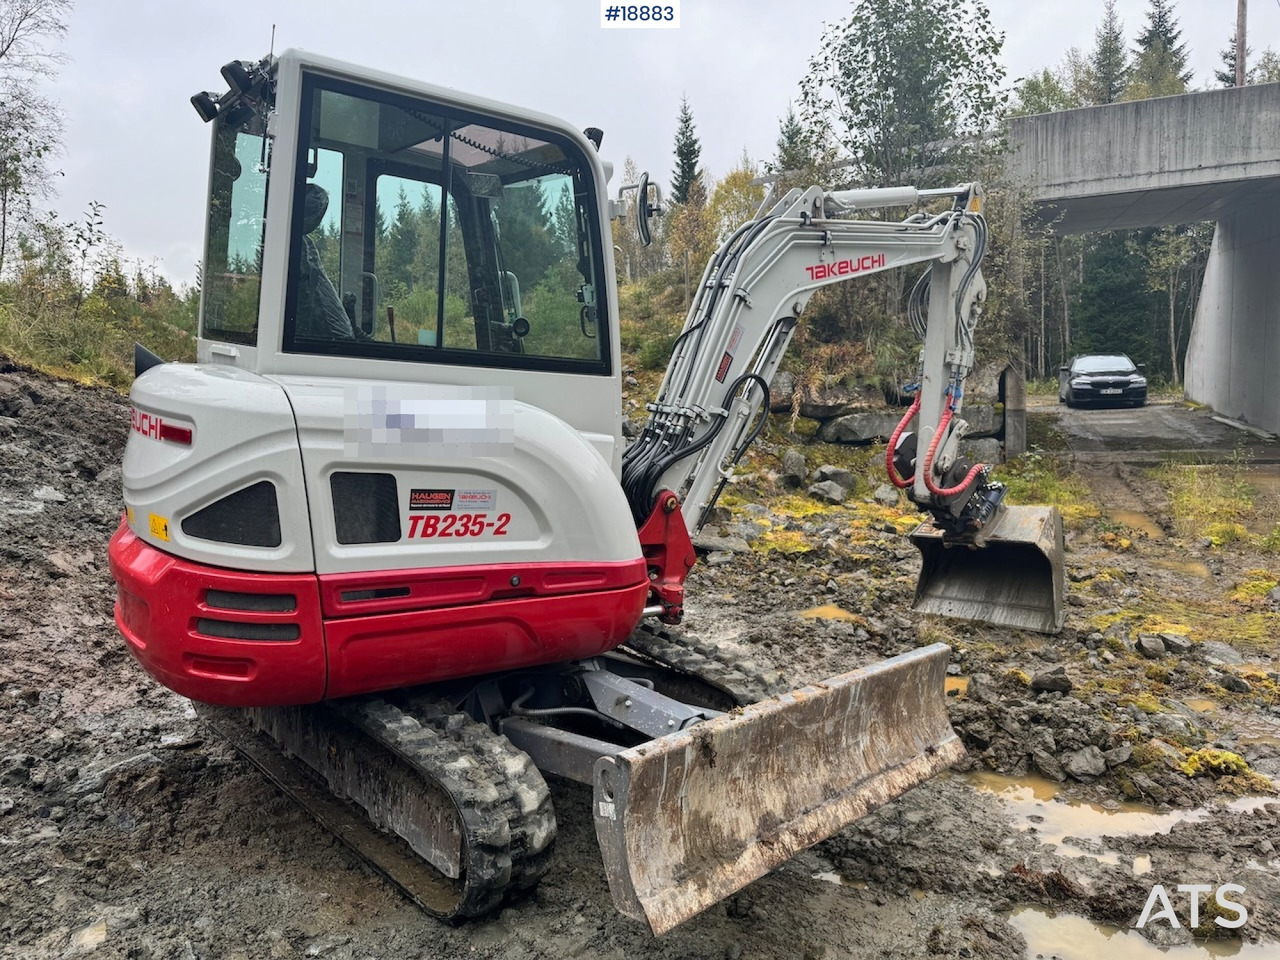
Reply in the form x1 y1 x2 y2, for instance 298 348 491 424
1007 83 1280 435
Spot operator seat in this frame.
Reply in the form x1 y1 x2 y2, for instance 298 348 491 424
295 183 360 341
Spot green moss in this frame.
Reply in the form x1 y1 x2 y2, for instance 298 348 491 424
1206 522 1249 546
1127 693 1165 715
752 529 812 555
1229 571 1279 603
1004 668 1031 687
1179 748 1251 778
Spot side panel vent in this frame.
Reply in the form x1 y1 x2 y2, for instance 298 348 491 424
206 590 297 613
331 473 401 545
195 618 301 641
182 481 282 548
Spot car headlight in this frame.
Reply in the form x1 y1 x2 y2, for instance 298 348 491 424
1071 378 1090 388
1130 376 1147 387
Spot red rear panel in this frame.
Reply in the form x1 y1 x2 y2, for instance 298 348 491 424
109 520 649 706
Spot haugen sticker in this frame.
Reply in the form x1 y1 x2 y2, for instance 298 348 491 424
409 489 454 511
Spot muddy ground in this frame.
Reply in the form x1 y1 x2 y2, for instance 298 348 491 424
0 362 1277 960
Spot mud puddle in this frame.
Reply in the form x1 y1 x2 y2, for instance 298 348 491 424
967 772 1272 868
1152 559 1213 578
1108 509 1165 540
798 603 862 621
1184 698 1218 713
1011 906 1274 959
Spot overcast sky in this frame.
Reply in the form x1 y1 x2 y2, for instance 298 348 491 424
42 0 1278 286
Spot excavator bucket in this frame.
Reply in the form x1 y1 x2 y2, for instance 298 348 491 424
592 643 963 935
909 506 1065 634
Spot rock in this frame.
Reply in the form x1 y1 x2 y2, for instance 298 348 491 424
1067 594 1087 607
1135 634 1167 659
1130 771 1167 801
621 419 642 439
70 919 108 952
958 437 1002 465
1199 641 1245 666
1030 665 1072 694
817 412 902 444
807 480 848 504
1149 739 1185 768
1104 743 1133 767
33 485 67 503
1151 713 1194 739
780 449 807 488
1268 586 1280 604
872 483 899 506
693 535 751 555
725 520 766 542
957 403 998 436
1258 839 1275 856
814 464 855 489
1062 746 1107 781
768 371 797 411
1032 749 1067 782
1159 632 1192 654
705 551 735 567
1214 672 1252 694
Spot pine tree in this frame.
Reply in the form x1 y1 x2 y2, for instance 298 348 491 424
1136 0 1191 84
1086 0 1129 105
1216 35 1252 87
771 105 809 174
670 96 701 205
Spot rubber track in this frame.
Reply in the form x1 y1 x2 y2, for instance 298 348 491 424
330 699 514 917
621 621 783 706
236 699 528 919
397 695 557 893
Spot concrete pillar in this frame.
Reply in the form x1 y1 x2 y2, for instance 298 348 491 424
1003 367 1027 460
1185 196 1280 434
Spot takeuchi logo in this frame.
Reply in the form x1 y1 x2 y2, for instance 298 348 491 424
806 254 886 281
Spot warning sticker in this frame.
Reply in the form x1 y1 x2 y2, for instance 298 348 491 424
714 351 733 383
455 489 497 512
410 489 454 511
149 512 170 541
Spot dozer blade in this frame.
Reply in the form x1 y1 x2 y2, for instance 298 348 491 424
592 642 963 935
910 505 1065 634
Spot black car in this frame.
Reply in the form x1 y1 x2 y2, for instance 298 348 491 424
1058 354 1147 407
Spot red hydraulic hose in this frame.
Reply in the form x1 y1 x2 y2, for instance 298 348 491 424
922 405 986 498
885 396 922 489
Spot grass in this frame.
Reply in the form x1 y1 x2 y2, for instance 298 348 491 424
994 447 1099 526
1150 455 1254 539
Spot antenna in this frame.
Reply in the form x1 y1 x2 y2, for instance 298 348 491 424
269 24 276 58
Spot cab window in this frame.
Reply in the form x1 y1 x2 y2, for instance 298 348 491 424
283 75 608 374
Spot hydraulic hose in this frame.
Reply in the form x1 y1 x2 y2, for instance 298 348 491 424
885 396 922 489
921 405 986 498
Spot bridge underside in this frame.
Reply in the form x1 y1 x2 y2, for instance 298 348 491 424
1032 177 1280 235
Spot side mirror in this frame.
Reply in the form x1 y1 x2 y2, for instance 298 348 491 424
1059 365 1070 373
635 172 662 247
1137 363 1147 371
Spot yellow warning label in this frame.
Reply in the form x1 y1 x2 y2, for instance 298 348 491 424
148 513 170 541
125 505 135 526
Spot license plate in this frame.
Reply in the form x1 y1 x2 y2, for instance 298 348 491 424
1100 388 1122 395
